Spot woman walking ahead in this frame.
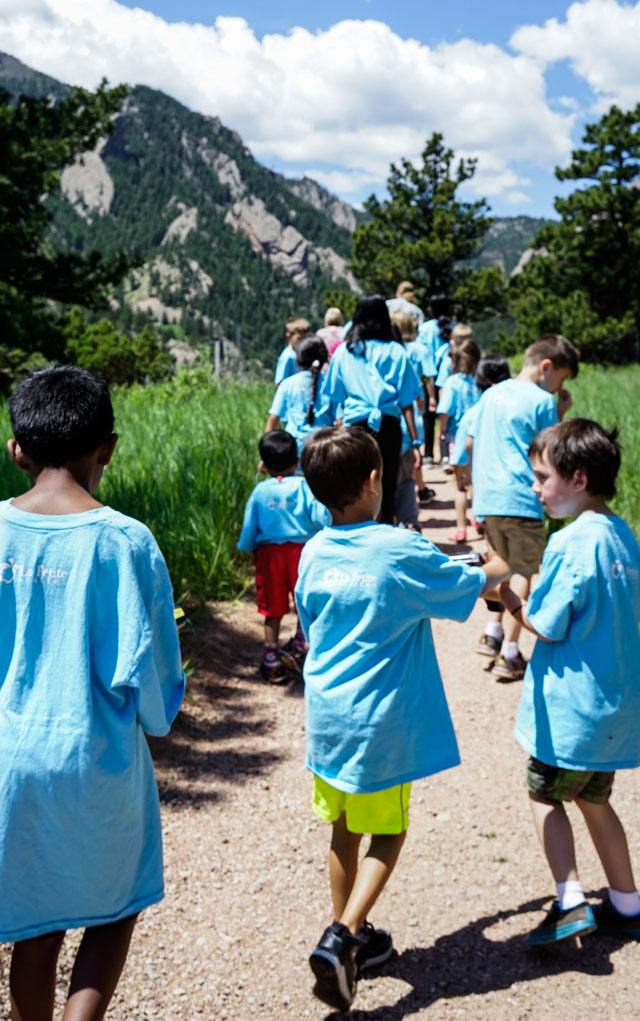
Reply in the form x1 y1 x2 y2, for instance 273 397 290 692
324 295 421 523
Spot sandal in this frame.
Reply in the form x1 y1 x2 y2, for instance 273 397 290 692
449 529 467 542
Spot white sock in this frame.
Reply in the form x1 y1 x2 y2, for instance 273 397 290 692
485 620 503 641
501 640 519 660
609 888 640 916
556 880 585 910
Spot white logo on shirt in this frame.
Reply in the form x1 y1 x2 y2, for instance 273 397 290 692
323 566 377 589
0 558 69 585
267 497 296 512
611 559 638 581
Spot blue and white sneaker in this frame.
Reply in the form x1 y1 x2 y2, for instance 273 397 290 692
309 921 364 1011
527 900 596 946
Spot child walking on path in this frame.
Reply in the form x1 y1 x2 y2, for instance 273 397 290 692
500 418 640 945
469 334 579 681
296 426 509 1011
436 337 481 540
0 366 185 1019
265 335 335 457
238 430 330 683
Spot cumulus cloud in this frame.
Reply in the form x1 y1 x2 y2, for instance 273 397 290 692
512 0 640 112
0 0 578 205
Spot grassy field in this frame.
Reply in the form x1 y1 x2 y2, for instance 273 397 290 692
0 369 274 602
0 363 638 602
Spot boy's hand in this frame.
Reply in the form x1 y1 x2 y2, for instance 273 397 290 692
557 388 573 419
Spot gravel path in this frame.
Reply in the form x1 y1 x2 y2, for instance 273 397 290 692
2 466 640 1019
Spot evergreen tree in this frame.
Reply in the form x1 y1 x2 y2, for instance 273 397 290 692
0 79 129 356
506 104 640 361
350 133 503 317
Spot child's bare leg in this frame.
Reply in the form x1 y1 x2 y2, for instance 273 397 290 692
329 814 363 920
453 468 468 531
62 914 138 1021
264 617 282 646
576 798 636 892
10 930 65 1021
339 832 406 934
529 793 579 883
503 573 530 645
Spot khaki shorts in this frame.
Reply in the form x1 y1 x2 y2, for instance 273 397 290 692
483 516 546 578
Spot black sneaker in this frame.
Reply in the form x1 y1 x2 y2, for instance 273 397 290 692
593 899 640 937
526 900 596 946
418 487 436 505
309 922 364 1011
356 920 393 976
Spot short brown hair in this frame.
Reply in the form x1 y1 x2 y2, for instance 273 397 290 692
301 426 381 511
524 334 580 378
529 418 620 500
286 316 311 339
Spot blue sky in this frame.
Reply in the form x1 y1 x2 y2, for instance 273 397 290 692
3 0 638 218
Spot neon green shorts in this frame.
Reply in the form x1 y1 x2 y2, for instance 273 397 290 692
312 775 411 834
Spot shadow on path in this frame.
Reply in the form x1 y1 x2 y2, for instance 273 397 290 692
325 892 624 1019
148 603 284 806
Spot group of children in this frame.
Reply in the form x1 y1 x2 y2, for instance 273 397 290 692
2 312 640 1017
238 306 640 1012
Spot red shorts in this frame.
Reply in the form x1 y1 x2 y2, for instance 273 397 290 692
253 542 304 617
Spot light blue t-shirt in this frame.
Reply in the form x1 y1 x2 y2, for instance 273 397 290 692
436 373 481 441
417 319 441 363
295 523 485 793
237 475 330 551
435 344 452 388
274 346 298 385
405 340 436 380
514 513 640 770
268 371 335 456
0 500 185 942
325 339 420 431
470 378 559 519
451 401 481 467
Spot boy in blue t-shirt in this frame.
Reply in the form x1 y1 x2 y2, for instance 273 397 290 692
0 366 185 1016
238 430 330 682
297 426 509 1012
499 418 640 945
469 334 579 681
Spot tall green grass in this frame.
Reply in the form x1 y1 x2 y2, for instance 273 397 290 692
567 364 640 534
1 364 639 601
0 369 273 602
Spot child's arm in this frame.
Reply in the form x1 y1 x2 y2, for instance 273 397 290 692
499 580 553 641
479 555 510 596
265 413 280 432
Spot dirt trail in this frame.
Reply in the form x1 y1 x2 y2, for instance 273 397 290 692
2 467 640 1020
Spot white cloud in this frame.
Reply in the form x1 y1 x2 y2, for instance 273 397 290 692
0 0 578 206
295 168 379 197
504 191 533 206
512 0 640 112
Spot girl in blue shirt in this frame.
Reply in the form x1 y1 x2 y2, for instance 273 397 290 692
266 336 335 457
437 338 481 541
325 295 421 524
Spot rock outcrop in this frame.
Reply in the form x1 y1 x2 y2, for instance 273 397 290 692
60 145 114 220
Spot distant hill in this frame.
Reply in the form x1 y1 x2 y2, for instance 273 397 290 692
470 215 553 277
0 53 360 366
1 52 551 365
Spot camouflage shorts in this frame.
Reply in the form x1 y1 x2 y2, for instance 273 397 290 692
527 756 615 804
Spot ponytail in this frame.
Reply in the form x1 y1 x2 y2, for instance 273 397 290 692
307 360 321 425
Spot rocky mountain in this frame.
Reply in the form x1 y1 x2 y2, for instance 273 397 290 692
1 52 552 365
0 53 360 365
